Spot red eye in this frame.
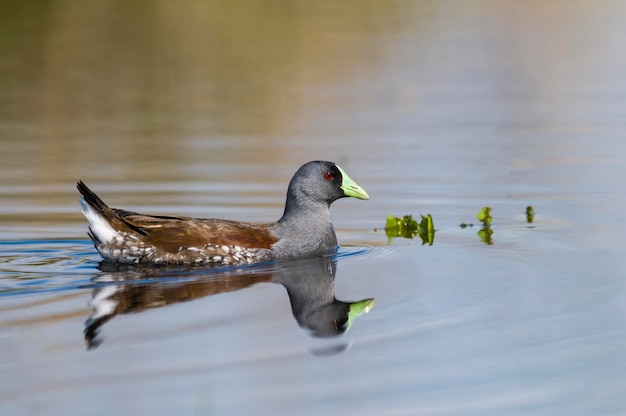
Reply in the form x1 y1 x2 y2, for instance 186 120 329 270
324 171 334 181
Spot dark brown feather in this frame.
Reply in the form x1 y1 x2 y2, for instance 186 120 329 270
79 181 279 254
110 209 278 254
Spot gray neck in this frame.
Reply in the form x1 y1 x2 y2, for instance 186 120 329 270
271 199 338 257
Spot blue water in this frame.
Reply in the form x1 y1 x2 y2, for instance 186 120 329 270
3 190 625 415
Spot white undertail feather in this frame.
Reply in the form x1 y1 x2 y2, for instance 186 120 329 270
79 197 119 243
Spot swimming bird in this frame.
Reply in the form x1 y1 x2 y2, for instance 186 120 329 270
77 161 369 265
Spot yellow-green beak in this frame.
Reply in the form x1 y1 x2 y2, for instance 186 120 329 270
337 165 370 200
344 298 375 331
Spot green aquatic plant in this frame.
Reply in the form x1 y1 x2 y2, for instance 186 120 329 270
526 205 534 223
384 214 435 246
476 206 493 245
460 206 492 228
385 215 418 239
476 206 492 226
459 207 494 245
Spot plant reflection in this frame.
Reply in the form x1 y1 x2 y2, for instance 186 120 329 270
84 255 374 350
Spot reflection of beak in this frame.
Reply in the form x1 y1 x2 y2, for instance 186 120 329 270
337 165 370 200
344 298 375 331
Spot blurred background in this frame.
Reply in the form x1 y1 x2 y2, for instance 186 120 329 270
2 1 626 415
2 0 624 234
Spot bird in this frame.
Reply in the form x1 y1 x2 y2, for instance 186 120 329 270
77 161 369 265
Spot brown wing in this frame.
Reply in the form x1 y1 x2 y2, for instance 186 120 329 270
113 209 278 254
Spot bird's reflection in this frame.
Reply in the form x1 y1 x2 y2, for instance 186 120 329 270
84 255 374 350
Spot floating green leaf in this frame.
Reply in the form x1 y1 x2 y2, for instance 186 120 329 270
525 205 534 223
418 214 435 246
459 207 494 245
476 206 492 226
384 214 435 246
385 214 418 239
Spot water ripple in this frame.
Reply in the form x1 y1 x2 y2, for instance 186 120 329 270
0 240 387 296
337 244 399 265
0 240 96 296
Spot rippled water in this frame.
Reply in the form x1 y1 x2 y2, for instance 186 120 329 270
2 1 626 415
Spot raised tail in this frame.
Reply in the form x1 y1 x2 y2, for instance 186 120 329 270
77 181 110 218
77 181 120 244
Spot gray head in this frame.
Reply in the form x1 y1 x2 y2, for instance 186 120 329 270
273 161 368 257
282 161 369 214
